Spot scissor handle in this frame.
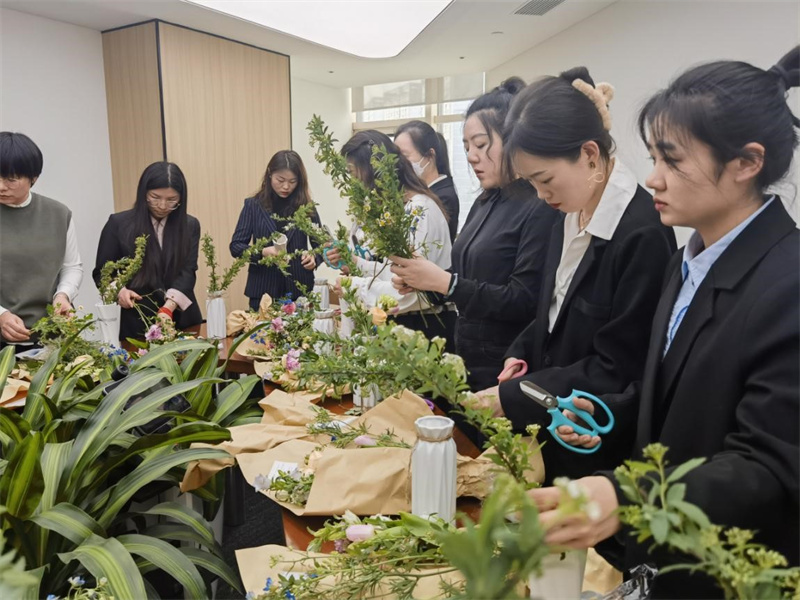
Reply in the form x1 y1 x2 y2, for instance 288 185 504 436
323 241 345 269
553 389 615 436
546 419 602 455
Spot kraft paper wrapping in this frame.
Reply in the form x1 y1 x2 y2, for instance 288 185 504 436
227 294 273 337
258 389 326 425
236 544 464 600
0 378 28 407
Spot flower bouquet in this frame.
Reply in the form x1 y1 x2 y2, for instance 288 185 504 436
95 233 147 345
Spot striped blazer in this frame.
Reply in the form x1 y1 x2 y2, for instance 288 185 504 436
229 197 324 301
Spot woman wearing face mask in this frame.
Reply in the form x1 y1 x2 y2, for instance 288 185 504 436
327 130 453 343
394 120 460 242
391 78 561 391
529 48 799 598
94 161 202 339
471 68 676 481
230 150 323 310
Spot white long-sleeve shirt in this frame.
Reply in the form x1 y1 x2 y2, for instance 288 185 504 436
0 192 83 316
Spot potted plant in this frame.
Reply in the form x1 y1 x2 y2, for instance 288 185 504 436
95 234 147 345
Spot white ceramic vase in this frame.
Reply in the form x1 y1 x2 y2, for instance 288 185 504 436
353 383 381 409
338 297 355 338
206 292 227 339
313 278 330 309
94 302 121 346
411 415 457 523
528 550 588 600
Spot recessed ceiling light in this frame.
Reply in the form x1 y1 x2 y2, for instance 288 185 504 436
328 70 334 74
181 0 453 59
491 31 504 35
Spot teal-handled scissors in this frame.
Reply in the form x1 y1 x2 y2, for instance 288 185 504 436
519 381 614 455
322 231 374 269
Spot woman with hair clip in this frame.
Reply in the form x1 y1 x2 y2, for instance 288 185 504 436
528 48 800 598
394 120 460 241
230 150 323 310
94 161 202 339
470 68 676 482
390 78 560 391
325 130 453 344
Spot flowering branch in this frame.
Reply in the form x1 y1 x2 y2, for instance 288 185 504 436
98 234 147 304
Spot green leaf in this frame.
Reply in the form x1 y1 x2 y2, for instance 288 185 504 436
137 501 217 548
0 432 44 519
58 534 147 599
20 565 46 600
22 349 60 426
158 354 183 385
117 533 208 599
650 510 670 544
665 457 706 483
182 546 243 593
666 483 686 504
36 441 74 553
31 502 106 545
209 376 260 424
146 523 222 556
0 407 31 446
672 500 712 528
94 447 231 529
0 346 16 393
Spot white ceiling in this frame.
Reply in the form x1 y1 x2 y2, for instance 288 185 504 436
1 0 618 88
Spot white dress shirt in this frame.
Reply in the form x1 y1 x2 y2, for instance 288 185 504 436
0 191 83 316
548 160 638 332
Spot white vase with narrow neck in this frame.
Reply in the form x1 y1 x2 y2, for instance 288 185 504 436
338 297 354 338
95 302 121 346
206 292 227 339
412 415 457 524
314 278 330 309
528 550 588 600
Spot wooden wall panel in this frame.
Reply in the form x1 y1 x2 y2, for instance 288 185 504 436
158 23 291 313
102 22 164 212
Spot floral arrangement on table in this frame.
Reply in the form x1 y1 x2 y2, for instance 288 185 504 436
307 115 427 262
257 406 412 507
97 234 148 304
615 443 800 599
242 293 320 368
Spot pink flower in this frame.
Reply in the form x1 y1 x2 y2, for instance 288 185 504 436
353 435 377 447
145 324 163 341
137 348 149 356
282 302 296 315
271 317 284 332
285 348 301 372
345 524 375 543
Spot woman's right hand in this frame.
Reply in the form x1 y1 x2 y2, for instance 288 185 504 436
117 287 142 309
323 244 349 269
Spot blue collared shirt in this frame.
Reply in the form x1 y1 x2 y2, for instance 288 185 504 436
663 197 775 356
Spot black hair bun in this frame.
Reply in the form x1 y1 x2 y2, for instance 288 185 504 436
559 66 596 88
499 76 526 96
770 46 800 89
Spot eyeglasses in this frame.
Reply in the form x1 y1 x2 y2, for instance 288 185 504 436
146 195 180 210
0 176 24 188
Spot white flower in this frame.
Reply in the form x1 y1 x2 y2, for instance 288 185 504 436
342 509 361 526
253 474 269 493
391 324 416 343
441 352 467 380
567 480 582 499
586 501 602 522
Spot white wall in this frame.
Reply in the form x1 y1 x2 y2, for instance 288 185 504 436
0 8 114 316
488 0 800 245
290 76 352 281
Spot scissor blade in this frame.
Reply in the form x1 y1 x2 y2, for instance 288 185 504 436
519 381 557 409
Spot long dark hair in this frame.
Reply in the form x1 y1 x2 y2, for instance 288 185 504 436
504 67 615 172
465 77 525 188
129 161 189 290
394 120 452 177
341 130 449 221
254 150 312 214
638 46 799 191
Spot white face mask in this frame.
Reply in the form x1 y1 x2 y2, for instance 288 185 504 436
411 157 429 178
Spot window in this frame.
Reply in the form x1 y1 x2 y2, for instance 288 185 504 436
352 74 485 233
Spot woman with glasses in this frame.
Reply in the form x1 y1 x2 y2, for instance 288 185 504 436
93 161 202 339
0 132 83 345
230 150 323 310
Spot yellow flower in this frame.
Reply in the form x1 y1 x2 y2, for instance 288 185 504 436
370 307 387 326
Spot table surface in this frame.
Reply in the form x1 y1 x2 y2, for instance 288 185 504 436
270 386 484 551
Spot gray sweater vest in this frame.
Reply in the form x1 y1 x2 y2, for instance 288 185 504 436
0 192 71 329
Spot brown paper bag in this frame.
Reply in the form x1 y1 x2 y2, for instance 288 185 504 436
180 422 313 492
236 544 463 600
258 389 325 425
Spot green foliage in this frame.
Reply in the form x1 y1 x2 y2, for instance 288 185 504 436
0 507 37 598
203 232 270 293
97 234 148 304
615 443 800 599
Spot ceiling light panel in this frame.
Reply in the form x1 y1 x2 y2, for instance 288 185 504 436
182 0 453 58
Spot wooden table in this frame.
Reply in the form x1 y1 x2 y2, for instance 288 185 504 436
277 392 483 551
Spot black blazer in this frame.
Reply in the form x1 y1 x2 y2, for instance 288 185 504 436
449 179 560 390
597 198 799 598
229 197 323 302
93 210 202 339
429 176 460 242
499 185 676 480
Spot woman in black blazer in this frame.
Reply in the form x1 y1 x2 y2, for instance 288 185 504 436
391 79 560 391
93 161 202 339
230 150 323 310
473 68 676 481
530 48 800 598
394 120 460 241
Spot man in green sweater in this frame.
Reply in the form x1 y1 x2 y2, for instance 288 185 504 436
0 132 83 345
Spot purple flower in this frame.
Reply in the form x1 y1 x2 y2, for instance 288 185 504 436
145 324 163 341
285 348 302 372
333 538 350 553
353 435 377 447
271 317 285 332
424 399 436 411
345 524 375 542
